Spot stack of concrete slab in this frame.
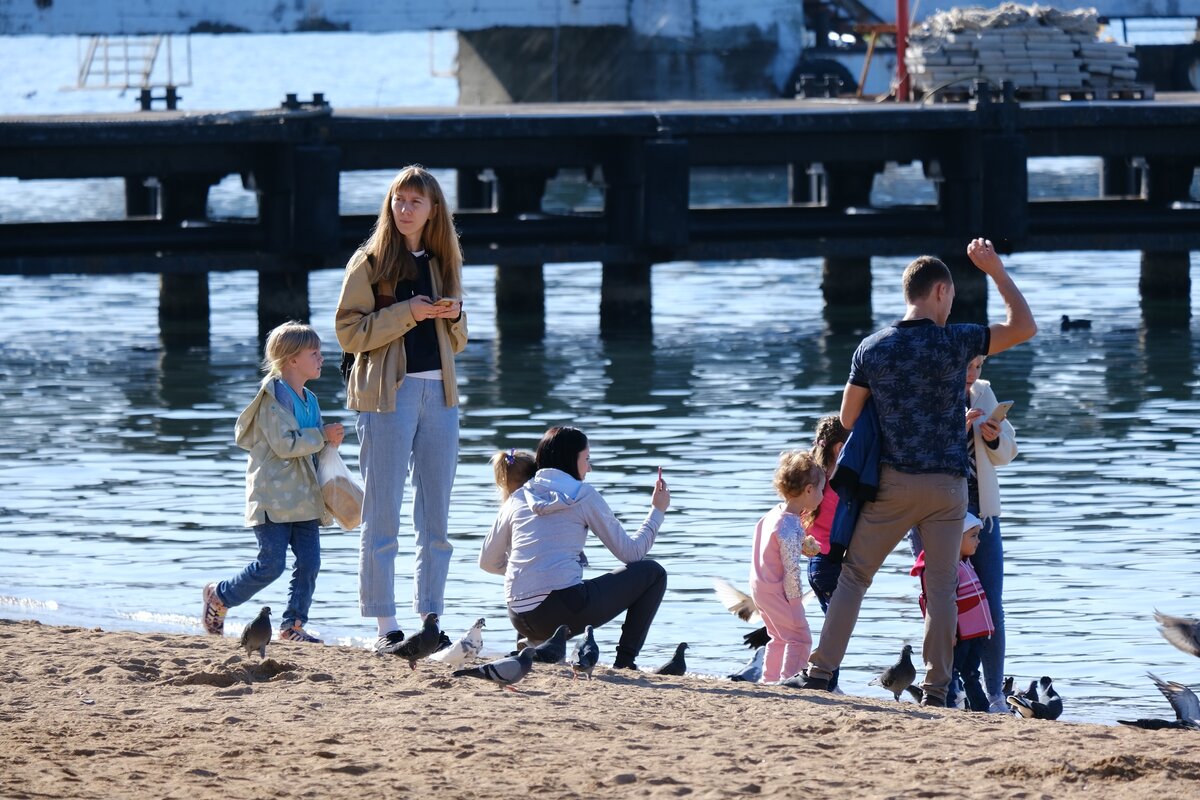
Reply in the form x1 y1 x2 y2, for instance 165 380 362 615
906 3 1141 97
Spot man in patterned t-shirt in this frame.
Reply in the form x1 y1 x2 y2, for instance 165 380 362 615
796 238 1036 707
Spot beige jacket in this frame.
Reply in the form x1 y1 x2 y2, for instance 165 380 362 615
334 249 468 412
235 377 331 527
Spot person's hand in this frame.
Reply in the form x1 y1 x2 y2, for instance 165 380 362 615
966 407 985 431
651 467 671 512
412 296 461 321
323 423 345 447
801 534 821 558
966 238 1005 278
978 418 1000 442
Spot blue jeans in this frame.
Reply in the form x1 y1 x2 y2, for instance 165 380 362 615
948 636 988 711
218 516 321 630
357 378 459 618
909 512 1005 698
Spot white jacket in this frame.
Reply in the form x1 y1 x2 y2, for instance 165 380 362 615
479 468 663 609
969 378 1018 518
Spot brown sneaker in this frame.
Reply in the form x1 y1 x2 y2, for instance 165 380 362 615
202 583 227 636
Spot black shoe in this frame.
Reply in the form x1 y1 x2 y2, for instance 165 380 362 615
612 658 640 671
919 693 947 708
373 630 405 654
782 669 830 691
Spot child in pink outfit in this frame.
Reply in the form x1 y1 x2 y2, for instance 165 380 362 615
749 450 826 682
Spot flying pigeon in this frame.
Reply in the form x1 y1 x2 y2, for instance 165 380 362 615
428 618 486 667
388 614 444 669
452 646 536 691
1007 676 1063 720
654 642 689 676
240 606 272 659
868 644 917 701
1117 673 1200 731
1155 610 1200 658
728 646 765 683
530 624 570 665
571 625 600 680
713 579 762 625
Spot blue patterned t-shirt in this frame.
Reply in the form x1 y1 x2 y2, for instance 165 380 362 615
848 318 990 475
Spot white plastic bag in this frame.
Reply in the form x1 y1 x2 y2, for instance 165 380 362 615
316 445 364 530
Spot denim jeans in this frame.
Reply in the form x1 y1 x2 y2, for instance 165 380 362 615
357 378 459 618
948 636 989 711
509 560 667 667
969 515 1005 698
218 516 321 630
908 511 1005 698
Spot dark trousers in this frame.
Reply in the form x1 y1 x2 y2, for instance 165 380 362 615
948 636 989 711
509 559 667 667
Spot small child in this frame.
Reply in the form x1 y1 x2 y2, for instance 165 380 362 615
806 414 851 612
910 512 995 710
749 450 825 682
490 448 536 500
202 322 345 644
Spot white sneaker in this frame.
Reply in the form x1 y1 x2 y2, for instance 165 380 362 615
987 694 1009 713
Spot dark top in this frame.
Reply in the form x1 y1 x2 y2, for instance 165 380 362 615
848 318 990 476
394 252 441 374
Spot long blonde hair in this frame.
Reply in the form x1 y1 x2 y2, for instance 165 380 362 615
360 165 462 297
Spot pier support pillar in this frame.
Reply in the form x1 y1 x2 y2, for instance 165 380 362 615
821 257 872 306
1100 156 1140 197
1140 251 1192 303
258 268 311 340
493 169 551 340
820 164 880 309
600 262 652 339
157 175 218 347
944 252 987 323
495 265 546 340
1139 158 1194 313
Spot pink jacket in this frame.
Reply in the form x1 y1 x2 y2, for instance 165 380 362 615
911 552 995 641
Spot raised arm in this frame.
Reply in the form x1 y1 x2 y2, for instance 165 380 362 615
966 238 1037 355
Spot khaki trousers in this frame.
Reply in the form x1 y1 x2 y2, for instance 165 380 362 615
808 466 966 701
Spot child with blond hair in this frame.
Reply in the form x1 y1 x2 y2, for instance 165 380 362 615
749 450 825 682
202 322 344 644
490 448 536 500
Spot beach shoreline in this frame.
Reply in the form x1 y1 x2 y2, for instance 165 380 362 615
2 618 1198 799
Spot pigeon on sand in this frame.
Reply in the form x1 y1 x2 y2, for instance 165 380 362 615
1117 673 1200 731
389 614 444 669
868 643 918 701
453 646 536 691
530 624 570 664
654 642 689 676
728 646 765 683
1007 676 1063 720
428 618 486 667
240 606 272 659
571 625 600 680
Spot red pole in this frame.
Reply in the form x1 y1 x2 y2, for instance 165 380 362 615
896 0 910 101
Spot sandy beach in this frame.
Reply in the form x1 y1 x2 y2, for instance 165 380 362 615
2 618 1197 800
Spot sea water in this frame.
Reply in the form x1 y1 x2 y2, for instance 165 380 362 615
2 32 1199 725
